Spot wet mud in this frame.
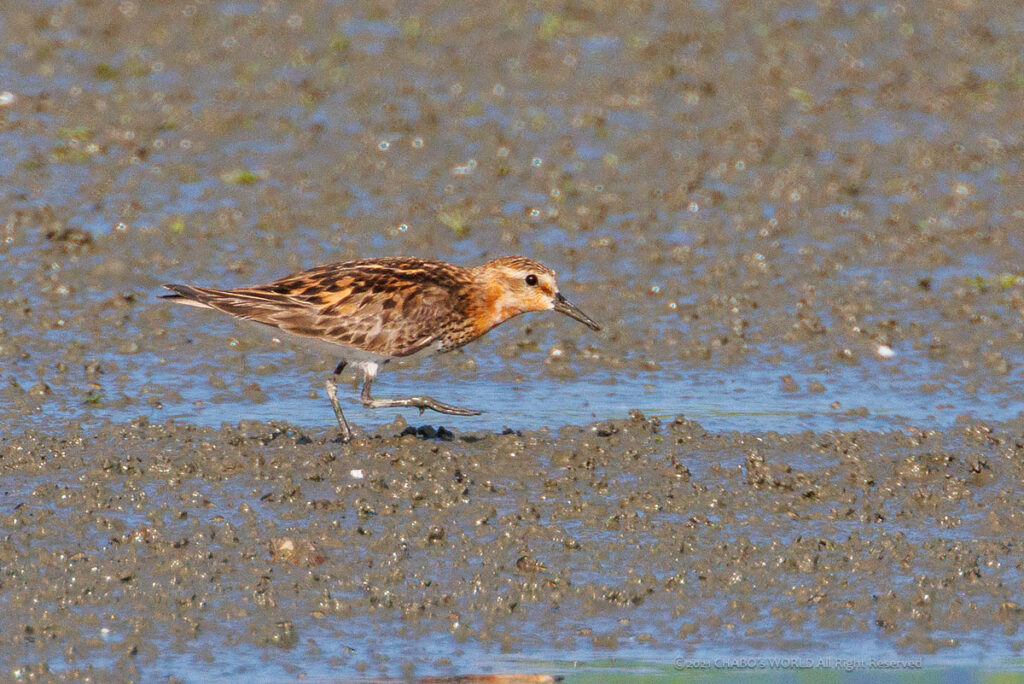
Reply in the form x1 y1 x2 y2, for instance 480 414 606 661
1 0 1023 679
2 415 1023 680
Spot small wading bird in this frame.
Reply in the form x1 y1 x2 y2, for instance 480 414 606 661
162 256 601 441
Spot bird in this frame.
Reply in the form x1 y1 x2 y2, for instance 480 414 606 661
161 256 601 442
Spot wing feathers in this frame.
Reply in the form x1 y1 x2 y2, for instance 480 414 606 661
161 258 471 357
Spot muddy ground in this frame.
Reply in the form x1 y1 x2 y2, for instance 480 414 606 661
1 0 1023 680
2 414 1023 680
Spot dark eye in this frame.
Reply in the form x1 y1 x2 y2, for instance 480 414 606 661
525 274 538 286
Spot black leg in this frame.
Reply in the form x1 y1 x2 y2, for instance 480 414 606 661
324 361 353 442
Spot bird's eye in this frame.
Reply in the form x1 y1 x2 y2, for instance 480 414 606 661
525 274 538 286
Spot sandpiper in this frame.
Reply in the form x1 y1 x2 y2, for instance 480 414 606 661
162 256 600 441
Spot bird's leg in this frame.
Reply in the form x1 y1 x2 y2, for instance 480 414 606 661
324 360 354 442
359 373 482 417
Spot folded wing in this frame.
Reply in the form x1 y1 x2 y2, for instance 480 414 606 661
162 263 459 357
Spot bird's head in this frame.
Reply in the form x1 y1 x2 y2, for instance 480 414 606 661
473 256 601 331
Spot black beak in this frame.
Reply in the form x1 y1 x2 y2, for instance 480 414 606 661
553 292 601 331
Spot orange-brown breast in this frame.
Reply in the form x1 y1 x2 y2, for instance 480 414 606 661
458 278 516 342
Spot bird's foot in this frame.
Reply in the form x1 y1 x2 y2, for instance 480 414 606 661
363 395 482 416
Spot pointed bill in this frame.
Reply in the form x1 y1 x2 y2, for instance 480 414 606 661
553 292 601 331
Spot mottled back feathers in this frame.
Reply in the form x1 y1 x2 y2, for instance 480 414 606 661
163 257 487 357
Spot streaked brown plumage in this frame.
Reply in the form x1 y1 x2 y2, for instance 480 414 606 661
162 256 600 441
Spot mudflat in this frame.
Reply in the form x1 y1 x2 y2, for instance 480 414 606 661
2 414 1021 680
0 0 1022 679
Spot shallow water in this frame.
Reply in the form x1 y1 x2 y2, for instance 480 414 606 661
1 0 1023 680
78 350 1024 437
